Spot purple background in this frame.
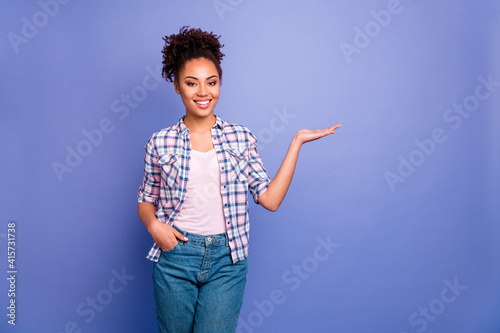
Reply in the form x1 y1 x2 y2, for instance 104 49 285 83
1 0 499 332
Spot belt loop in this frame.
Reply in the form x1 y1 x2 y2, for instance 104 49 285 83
225 233 229 246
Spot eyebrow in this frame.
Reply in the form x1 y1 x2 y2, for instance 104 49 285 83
184 75 218 80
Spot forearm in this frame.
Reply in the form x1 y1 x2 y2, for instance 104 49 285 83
137 202 161 231
258 136 302 211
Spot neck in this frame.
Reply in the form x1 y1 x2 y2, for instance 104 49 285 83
183 113 216 133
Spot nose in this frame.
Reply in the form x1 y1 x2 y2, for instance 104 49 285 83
197 85 207 96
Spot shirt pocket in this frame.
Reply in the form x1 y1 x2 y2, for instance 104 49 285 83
158 154 179 189
227 148 248 184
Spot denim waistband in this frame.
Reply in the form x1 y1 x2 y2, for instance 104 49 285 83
172 224 228 247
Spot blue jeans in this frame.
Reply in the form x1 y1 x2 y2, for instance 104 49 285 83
153 226 248 333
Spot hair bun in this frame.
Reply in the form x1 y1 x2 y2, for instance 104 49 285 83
161 26 225 83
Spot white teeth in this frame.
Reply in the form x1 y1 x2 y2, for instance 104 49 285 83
196 100 210 105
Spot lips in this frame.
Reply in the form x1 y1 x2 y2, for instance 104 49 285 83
194 99 211 108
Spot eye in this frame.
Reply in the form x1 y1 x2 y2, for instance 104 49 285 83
208 81 217 86
186 82 196 87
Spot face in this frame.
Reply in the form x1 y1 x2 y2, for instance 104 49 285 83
174 57 220 120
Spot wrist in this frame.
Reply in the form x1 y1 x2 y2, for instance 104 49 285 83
291 134 304 148
147 219 161 233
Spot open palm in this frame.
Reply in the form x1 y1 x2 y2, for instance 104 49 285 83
295 123 342 145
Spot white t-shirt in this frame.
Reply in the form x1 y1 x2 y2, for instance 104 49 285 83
173 148 227 235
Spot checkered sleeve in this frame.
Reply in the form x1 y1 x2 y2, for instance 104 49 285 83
246 131 271 204
137 136 161 206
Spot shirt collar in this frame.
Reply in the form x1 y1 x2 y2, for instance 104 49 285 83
178 116 188 135
177 113 224 135
214 113 224 131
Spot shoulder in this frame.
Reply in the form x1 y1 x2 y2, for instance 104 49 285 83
220 118 257 144
150 125 179 140
145 122 182 153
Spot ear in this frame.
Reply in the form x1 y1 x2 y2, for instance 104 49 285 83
174 80 180 94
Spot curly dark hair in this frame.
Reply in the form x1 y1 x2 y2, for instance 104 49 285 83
161 26 225 83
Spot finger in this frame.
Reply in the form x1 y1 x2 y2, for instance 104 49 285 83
173 229 189 241
315 125 340 138
325 124 342 135
328 123 342 131
319 127 337 136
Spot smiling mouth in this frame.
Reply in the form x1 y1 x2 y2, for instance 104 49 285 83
194 99 211 107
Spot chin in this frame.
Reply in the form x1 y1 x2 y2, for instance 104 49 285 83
192 105 217 117
186 108 214 119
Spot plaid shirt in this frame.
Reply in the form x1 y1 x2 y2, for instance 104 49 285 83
138 114 270 263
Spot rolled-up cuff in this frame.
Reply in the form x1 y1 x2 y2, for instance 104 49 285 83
252 180 270 204
137 194 158 206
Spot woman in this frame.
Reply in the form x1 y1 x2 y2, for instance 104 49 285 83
137 26 341 333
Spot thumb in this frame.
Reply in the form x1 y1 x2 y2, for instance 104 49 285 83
173 228 189 241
